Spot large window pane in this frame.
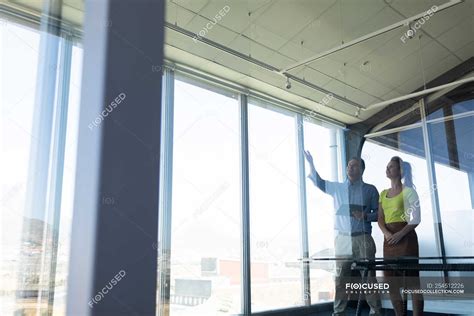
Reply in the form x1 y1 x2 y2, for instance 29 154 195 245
362 129 446 311
248 101 301 312
0 18 82 316
362 129 439 260
1 21 40 316
51 44 83 316
428 113 474 258
169 78 241 315
303 121 340 303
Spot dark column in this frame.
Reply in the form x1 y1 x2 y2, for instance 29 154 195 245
67 0 164 315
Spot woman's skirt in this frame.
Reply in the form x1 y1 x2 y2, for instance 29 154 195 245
383 222 420 289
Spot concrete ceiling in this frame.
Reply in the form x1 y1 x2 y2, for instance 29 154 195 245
164 0 474 124
2 0 473 124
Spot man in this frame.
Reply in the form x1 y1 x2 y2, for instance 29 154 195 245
304 150 381 316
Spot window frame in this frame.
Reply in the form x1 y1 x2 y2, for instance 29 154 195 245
157 67 345 314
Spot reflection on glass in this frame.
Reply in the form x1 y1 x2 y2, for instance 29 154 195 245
362 131 438 260
1 21 40 316
0 14 82 316
303 121 337 303
51 45 83 315
362 132 439 314
428 113 474 258
248 102 301 311
305 127 382 315
168 79 241 315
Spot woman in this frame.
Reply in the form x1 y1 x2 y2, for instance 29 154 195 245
378 156 423 316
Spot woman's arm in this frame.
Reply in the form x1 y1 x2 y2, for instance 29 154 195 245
378 202 392 239
386 224 417 245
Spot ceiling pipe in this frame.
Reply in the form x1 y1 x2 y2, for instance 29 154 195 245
368 71 474 133
363 76 474 111
279 0 463 75
425 71 474 104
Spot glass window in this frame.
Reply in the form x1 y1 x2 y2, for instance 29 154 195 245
0 15 82 316
428 114 474 258
168 78 241 315
303 120 339 303
363 134 446 312
51 44 83 315
248 100 301 311
1 20 40 316
427 99 474 121
362 130 439 261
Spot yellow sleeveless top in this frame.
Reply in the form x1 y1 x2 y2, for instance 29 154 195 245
379 187 419 224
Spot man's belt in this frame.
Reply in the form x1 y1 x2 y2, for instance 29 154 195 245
338 231 368 237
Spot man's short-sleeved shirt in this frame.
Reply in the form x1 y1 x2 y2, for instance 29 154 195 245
323 179 379 234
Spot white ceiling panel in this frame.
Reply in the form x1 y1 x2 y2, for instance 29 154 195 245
253 0 315 40
437 16 474 53
396 73 429 94
455 40 474 61
416 39 456 69
291 5 342 54
240 24 287 51
309 90 357 119
165 1 196 26
197 0 269 34
396 54 460 92
392 0 473 38
165 28 221 62
183 14 238 46
328 65 370 90
290 0 336 14
360 32 431 75
171 0 209 14
328 31 399 65
212 50 255 77
346 89 379 108
387 41 456 92
359 77 393 99
308 58 344 80
390 0 445 17
380 89 405 101
313 59 382 94
264 52 295 70
226 34 274 62
377 58 422 94
278 40 317 63
324 79 376 106
422 53 461 82
340 1 391 39
292 66 333 87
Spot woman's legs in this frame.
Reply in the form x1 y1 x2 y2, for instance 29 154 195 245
412 293 424 316
385 270 404 316
388 279 404 316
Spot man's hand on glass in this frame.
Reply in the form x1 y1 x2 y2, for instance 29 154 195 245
304 150 314 165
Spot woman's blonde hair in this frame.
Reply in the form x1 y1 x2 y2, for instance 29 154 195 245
391 156 415 189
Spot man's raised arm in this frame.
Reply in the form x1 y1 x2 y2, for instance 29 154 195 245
304 150 326 192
